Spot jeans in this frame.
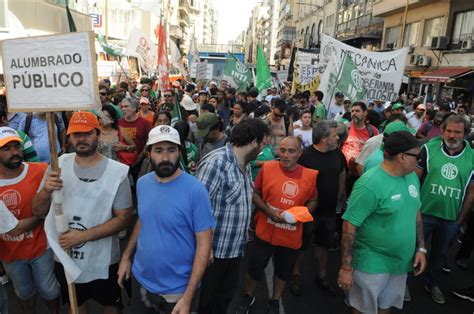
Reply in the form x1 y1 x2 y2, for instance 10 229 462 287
422 214 460 287
2 248 59 301
456 213 474 261
0 284 7 314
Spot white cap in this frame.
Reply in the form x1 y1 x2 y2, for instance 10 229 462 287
181 96 198 111
146 125 181 147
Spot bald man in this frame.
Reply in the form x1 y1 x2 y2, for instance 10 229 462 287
236 137 318 313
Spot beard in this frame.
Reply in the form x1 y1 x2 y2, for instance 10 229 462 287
1 155 23 169
151 158 179 178
74 140 98 157
444 138 464 151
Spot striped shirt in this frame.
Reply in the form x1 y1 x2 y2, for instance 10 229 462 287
196 143 254 259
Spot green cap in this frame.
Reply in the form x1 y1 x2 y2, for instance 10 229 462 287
391 102 405 110
195 113 219 138
384 121 409 135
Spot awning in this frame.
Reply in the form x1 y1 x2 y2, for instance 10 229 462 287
421 67 472 83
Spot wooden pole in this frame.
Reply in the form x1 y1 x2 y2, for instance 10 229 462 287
46 112 79 314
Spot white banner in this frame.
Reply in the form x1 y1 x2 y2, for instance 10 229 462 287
319 34 408 103
196 61 213 81
125 26 156 73
2 32 99 112
320 34 408 106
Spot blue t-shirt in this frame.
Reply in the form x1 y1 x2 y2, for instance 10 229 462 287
132 171 215 294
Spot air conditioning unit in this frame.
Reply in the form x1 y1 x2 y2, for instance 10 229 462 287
431 36 448 50
409 54 419 65
461 39 473 50
418 56 431 66
386 43 394 50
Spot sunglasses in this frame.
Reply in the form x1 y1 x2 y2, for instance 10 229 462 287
142 89 149 92
164 94 173 97
274 112 285 118
99 92 107 96
404 152 421 160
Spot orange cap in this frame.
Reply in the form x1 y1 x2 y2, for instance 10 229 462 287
67 111 100 135
285 206 313 223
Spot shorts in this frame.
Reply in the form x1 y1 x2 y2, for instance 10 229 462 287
349 270 406 313
2 248 59 301
313 215 337 249
299 221 314 251
248 237 299 282
131 275 198 314
55 262 122 308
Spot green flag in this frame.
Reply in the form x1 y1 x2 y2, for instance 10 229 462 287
336 54 366 102
171 93 183 124
256 46 272 93
66 3 77 32
97 34 123 57
223 53 252 91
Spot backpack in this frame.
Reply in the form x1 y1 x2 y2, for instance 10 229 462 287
366 124 375 138
24 113 63 145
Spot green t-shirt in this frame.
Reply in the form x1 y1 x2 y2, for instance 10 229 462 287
313 102 327 121
363 149 383 173
343 166 421 274
250 145 276 180
17 130 40 162
420 137 474 220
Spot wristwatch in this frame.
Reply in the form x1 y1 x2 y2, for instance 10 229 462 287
125 145 130 151
417 247 427 254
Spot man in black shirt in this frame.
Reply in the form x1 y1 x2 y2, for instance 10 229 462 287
289 120 346 296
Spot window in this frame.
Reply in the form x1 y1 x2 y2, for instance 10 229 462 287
403 22 420 47
452 10 474 43
385 26 401 48
326 14 334 27
423 17 445 47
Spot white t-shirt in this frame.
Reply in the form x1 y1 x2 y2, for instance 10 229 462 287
406 112 423 131
294 128 313 148
327 103 344 120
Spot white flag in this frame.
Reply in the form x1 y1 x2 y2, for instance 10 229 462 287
125 26 157 73
169 39 186 75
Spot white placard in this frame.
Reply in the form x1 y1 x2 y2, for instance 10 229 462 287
0 201 18 234
2 32 100 112
319 34 408 103
196 61 208 81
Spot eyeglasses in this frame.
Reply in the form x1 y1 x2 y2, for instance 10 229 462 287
164 94 173 97
99 92 107 96
142 89 149 92
273 112 285 118
403 152 421 160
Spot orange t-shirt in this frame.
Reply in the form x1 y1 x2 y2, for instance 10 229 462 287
254 161 318 249
0 162 48 262
138 111 155 126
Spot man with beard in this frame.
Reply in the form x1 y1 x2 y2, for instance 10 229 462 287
414 114 474 304
196 119 270 314
117 125 214 313
32 112 133 313
0 127 60 313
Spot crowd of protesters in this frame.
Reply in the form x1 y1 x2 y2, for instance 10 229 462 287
0 75 473 314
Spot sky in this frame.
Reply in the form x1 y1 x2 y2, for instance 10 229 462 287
214 0 256 44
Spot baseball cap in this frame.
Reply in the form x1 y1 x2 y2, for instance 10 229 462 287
383 130 419 156
383 121 409 136
139 97 150 104
281 206 314 224
195 113 219 138
146 125 181 146
67 111 100 135
0 127 22 148
392 102 405 110
417 104 427 111
198 90 209 95
181 96 198 111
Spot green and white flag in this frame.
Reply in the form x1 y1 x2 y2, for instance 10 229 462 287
256 46 272 92
97 34 123 57
336 54 366 102
223 53 252 91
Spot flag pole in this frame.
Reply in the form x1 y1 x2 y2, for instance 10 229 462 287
325 51 347 119
46 112 79 314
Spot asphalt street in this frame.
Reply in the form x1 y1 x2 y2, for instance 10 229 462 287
5 240 474 313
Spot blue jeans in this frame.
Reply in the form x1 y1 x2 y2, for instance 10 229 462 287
0 284 8 314
422 214 460 287
2 248 59 301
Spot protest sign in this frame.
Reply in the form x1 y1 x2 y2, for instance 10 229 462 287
126 26 156 73
2 32 99 112
196 61 213 81
319 34 408 104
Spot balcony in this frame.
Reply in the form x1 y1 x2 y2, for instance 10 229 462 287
372 0 438 17
179 0 190 16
